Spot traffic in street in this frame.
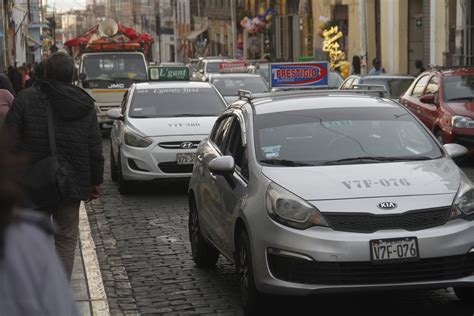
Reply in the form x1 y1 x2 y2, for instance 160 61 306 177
2 1 474 315
86 140 474 315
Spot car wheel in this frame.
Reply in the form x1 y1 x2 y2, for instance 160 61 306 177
454 287 474 305
110 145 118 182
435 130 445 145
236 230 264 316
117 154 132 194
188 197 219 267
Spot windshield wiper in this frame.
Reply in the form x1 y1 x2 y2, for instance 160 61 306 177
448 96 474 101
111 77 146 82
82 78 116 83
170 114 212 117
260 159 312 166
324 155 433 165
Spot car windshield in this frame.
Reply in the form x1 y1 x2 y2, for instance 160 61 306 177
211 77 268 95
363 78 414 98
206 62 222 73
328 72 344 88
254 106 443 166
129 87 226 118
81 54 147 88
443 74 474 101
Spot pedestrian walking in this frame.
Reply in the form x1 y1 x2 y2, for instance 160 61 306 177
7 67 25 95
350 55 361 75
415 59 426 76
368 57 385 75
0 136 79 315
3 52 104 280
0 75 15 129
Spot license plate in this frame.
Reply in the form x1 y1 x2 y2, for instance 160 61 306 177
370 237 419 263
176 153 196 165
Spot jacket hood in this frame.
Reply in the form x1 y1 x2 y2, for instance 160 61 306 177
40 81 95 121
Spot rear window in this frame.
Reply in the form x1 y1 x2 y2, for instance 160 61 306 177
363 78 414 98
129 87 226 118
443 74 474 101
211 77 268 95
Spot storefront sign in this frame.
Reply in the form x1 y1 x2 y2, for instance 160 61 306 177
270 62 328 89
149 66 190 81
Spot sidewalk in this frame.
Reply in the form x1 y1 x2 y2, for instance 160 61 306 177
71 203 110 316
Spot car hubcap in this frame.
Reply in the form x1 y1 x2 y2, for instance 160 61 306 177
239 245 249 305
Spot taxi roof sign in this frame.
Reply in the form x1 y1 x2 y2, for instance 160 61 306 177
270 61 329 89
219 61 248 73
149 66 190 81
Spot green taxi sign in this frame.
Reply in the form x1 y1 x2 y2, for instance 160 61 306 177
149 66 190 81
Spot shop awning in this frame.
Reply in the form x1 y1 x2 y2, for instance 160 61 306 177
186 27 208 40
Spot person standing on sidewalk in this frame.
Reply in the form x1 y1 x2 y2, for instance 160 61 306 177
0 136 79 315
3 52 104 280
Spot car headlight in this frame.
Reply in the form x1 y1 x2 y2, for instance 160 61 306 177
124 130 152 148
266 182 329 230
450 173 474 220
451 115 474 128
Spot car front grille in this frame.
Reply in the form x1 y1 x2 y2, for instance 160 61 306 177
268 253 474 285
158 162 193 174
323 207 450 233
158 141 201 149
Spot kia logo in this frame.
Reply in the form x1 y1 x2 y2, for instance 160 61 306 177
180 142 194 149
377 202 398 210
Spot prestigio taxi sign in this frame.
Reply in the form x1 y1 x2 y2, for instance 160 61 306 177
149 66 190 81
270 62 328 89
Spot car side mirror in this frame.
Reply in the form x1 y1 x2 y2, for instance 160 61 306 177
420 94 435 104
208 156 235 175
106 108 123 121
443 143 468 159
199 69 204 74
79 73 87 81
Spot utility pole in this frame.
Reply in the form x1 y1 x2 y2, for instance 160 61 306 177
173 0 178 62
359 0 368 74
230 0 236 58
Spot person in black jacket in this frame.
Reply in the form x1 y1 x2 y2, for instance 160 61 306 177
3 52 104 280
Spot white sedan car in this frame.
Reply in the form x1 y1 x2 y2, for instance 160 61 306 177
107 81 227 193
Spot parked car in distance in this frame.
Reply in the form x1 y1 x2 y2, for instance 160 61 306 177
399 67 474 153
108 80 227 194
340 75 415 100
209 73 269 104
188 89 473 315
192 57 236 82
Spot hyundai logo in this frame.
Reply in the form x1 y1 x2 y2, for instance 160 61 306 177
377 202 398 210
180 142 194 149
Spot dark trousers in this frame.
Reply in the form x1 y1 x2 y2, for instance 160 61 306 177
48 201 81 281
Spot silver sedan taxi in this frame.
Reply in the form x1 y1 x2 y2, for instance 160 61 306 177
108 67 227 193
187 90 474 315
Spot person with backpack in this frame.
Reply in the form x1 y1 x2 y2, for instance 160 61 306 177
3 52 104 280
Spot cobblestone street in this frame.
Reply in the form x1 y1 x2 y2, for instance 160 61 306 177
85 140 474 315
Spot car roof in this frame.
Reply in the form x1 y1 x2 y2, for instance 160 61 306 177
209 73 264 79
134 81 213 89
234 91 399 115
363 75 415 79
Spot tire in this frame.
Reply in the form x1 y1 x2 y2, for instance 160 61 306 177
110 145 118 182
188 197 219 267
454 287 474 305
236 230 264 316
117 154 132 194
